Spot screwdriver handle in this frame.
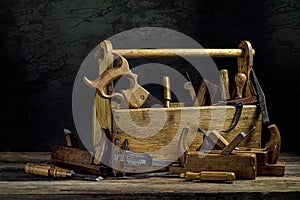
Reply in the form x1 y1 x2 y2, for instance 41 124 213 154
25 163 72 178
185 171 235 182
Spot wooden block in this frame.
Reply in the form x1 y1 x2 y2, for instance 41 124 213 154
112 105 262 161
233 149 285 176
257 162 285 176
185 151 257 180
51 145 110 176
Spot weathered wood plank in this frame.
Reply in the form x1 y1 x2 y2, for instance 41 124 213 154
0 152 51 163
0 152 300 199
112 105 262 160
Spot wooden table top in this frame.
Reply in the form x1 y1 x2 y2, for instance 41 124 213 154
0 152 300 199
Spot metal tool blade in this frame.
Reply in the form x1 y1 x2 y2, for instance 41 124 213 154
251 69 269 124
213 101 244 132
72 173 103 181
221 126 256 155
222 101 243 132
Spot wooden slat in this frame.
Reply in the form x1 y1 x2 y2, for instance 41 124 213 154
112 105 262 160
0 152 300 199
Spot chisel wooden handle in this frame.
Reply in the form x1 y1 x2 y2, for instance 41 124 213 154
25 163 72 178
185 171 235 182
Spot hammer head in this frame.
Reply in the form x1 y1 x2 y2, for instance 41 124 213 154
265 124 281 164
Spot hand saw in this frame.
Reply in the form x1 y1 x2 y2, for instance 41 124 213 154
83 54 164 108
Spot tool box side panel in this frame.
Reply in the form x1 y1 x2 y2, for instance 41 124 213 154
111 105 262 160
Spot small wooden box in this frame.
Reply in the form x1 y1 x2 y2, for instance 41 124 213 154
112 105 262 161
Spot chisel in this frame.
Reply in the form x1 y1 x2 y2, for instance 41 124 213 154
24 163 103 181
185 171 235 182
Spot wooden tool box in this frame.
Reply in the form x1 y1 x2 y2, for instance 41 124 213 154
51 39 284 180
91 40 261 170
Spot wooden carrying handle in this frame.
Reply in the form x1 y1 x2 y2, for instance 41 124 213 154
113 49 255 58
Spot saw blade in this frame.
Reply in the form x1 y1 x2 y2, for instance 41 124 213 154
251 69 269 124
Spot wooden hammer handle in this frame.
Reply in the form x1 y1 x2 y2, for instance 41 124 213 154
266 124 281 164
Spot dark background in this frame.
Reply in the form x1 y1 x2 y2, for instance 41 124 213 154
1 0 299 153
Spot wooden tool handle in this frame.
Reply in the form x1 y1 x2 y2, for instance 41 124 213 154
266 124 281 164
25 163 72 178
195 79 208 106
185 171 235 182
25 163 51 177
219 69 230 100
163 76 172 108
206 130 229 149
235 73 247 99
83 54 149 108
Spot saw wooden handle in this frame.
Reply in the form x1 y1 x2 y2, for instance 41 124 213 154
83 54 149 108
185 171 235 182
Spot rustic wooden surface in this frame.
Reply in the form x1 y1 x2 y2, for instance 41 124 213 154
112 105 262 161
0 152 299 199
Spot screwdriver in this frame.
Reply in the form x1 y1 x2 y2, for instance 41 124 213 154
185 171 235 182
24 163 103 181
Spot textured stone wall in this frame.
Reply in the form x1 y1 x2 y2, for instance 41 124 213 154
1 0 300 152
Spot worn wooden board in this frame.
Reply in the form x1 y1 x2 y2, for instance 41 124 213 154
112 105 261 160
51 145 110 176
0 152 300 200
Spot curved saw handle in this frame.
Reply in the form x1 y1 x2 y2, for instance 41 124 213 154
83 54 149 108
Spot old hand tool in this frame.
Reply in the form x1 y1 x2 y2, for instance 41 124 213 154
83 54 164 108
64 128 79 148
185 171 235 182
219 69 231 100
162 76 172 108
24 163 103 181
251 68 281 164
183 72 196 103
198 128 229 150
177 128 190 166
112 139 172 173
221 126 256 155
235 72 247 99
212 101 244 133
195 79 208 106
265 124 281 164
251 68 269 124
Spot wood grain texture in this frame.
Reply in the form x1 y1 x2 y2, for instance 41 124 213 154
185 152 257 180
112 105 262 160
0 152 300 199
